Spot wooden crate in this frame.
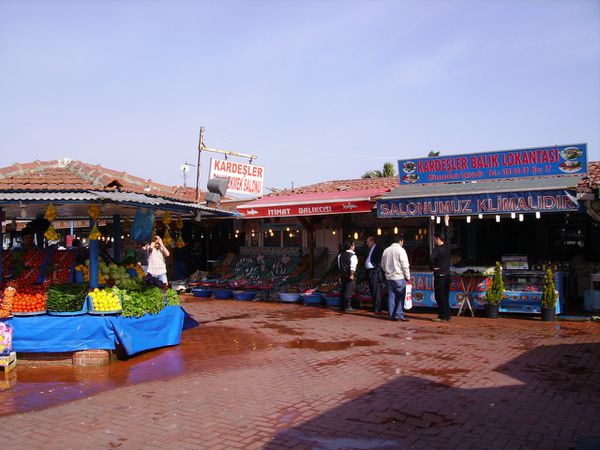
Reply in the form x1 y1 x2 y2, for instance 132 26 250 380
0 351 17 378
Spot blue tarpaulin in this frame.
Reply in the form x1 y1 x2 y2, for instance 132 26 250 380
7 306 185 355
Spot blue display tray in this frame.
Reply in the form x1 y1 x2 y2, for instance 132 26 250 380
87 295 122 316
12 310 46 316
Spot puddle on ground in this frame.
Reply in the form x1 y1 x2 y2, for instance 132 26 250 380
266 308 331 321
254 321 305 336
198 313 252 324
0 324 273 417
286 339 379 351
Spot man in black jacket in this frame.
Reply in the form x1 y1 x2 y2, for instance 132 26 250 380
365 236 385 314
338 239 358 312
431 231 452 322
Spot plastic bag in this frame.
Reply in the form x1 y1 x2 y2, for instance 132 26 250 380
132 207 155 243
404 283 413 310
0 322 12 356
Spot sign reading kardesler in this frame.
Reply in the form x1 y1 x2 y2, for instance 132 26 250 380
398 144 587 185
209 158 264 196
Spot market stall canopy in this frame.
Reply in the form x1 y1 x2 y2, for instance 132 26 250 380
0 158 237 219
237 177 398 218
377 174 585 218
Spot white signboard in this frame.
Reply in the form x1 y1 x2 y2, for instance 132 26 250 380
209 158 264 196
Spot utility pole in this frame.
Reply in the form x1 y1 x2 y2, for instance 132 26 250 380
195 127 205 202
193 126 259 202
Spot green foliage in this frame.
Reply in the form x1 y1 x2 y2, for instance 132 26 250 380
165 289 181 306
362 162 397 178
541 268 558 308
120 286 166 318
486 262 504 305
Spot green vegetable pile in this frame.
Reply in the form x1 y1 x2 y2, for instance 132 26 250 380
120 287 166 318
165 289 181 306
46 283 88 312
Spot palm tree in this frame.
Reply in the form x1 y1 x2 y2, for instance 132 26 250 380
362 162 397 178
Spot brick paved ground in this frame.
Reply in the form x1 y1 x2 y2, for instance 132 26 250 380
1 299 599 450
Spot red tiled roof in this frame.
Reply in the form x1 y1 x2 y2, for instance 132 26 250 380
264 176 399 197
578 161 600 194
0 159 204 202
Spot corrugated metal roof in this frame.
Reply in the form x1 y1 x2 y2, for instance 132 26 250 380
0 190 237 216
379 175 581 200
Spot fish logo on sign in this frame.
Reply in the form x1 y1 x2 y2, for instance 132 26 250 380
245 209 259 216
343 203 358 210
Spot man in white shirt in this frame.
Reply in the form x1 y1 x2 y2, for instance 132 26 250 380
337 239 358 312
381 233 411 321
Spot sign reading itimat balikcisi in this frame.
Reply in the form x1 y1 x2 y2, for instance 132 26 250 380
377 190 579 218
209 158 265 196
397 144 587 185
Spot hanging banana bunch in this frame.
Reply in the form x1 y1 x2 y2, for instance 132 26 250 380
89 223 102 240
44 225 59 241
162 211 172 226
176 233 186 248
88 204 101 220
163 226 173 247
44 203 57 221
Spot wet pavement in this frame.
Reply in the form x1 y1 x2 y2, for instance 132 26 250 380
1 298 599 449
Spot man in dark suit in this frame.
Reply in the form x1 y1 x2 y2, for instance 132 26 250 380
365 236 385 314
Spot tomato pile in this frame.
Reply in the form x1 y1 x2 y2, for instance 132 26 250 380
11 285 47 313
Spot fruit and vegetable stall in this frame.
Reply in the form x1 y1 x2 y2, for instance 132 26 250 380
0 187 236 357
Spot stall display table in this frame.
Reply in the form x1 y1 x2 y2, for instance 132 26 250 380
6 306 185 356
454 273 488 317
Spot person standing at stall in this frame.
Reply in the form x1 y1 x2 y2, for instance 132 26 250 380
144 235 170 284
431 231 452 322
381 233 411 322
337 239 358 312
365 236 385 315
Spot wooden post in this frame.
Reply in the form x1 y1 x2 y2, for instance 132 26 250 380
89 219 99 288
298 217 314 279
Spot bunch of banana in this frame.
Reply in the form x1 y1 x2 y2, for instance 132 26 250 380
175 216 184 230
44 203 57 221
176 234 186 248
88 204 101 220
44 225 59 241
163 227 173 247
89 223 102 240
162 212 172 225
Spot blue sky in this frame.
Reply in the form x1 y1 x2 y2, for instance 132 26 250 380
1 0 599 194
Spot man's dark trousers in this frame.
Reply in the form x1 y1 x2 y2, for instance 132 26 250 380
434 273 451 320
367 269 383 312
340 277 355 310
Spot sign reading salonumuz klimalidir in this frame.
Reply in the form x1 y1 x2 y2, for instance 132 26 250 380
398 144 587 185
209 158 264 196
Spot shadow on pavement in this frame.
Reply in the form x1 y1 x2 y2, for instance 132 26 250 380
266 342 600 450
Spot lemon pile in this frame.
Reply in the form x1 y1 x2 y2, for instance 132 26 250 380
89 288 121 312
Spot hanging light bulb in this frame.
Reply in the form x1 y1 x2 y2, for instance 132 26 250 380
286 226 290 232
430 216 435 221
393 226 398 234
478 213 483 219
269 228 273 233
466 216 471 223
444 215 450 227
20 204 28 219
353 231 359 240
332 229 336 235
289 232 293 238
511 212 516 219
535 211 541 219
496 215 501 223
518 214 524 222
436 217 441 224
377 228 382 236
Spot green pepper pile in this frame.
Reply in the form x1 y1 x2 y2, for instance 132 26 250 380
46 283 88 312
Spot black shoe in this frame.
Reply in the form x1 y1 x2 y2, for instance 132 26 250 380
390 317 398 321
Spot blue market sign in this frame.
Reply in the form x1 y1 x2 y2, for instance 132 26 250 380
377 190 579 218
398 144 587 185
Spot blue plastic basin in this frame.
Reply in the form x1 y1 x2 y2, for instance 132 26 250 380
233 291 257 301
213 289 233 299
191 289 213 298
301 293 323 306
278 292 301 303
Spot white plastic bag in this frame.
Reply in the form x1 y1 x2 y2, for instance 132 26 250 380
404 284 413 310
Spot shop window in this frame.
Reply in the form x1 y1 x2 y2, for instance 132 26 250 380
264 230 282 247
283 230 302 247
